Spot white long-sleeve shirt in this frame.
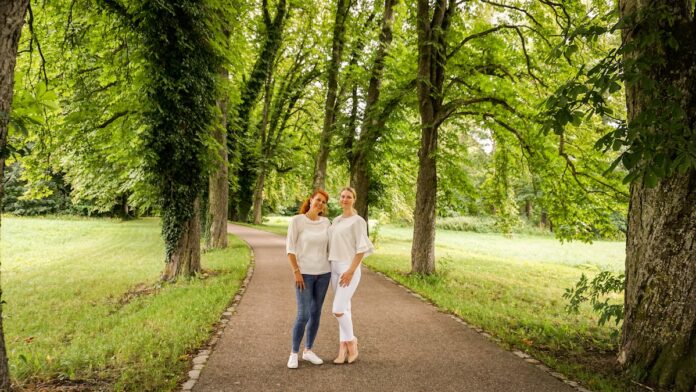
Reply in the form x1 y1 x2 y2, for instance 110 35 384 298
328 214 375 263
286 214 331 274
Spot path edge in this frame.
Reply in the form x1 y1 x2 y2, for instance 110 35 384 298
369 268 595 392
179 245 256 391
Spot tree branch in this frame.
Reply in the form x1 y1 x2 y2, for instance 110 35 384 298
27 3 49 86
480 0 542 27
447 23 550 60
96 110 134 129
558 133 629 198
437 96 516 126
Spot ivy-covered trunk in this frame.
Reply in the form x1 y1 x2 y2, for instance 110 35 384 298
228 0 285 221
312 0 350 190
0 1 30 388
99 0 225 281
619 1 696 390
162 197 202 280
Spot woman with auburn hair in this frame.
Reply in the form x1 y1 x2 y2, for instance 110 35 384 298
286 189 331 369
329 187 374 364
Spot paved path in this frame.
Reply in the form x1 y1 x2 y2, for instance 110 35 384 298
193 224 577 392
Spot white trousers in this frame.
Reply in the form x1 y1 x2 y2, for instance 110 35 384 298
331 261 361 342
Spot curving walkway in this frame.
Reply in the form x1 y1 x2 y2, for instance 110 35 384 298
192 223 579 392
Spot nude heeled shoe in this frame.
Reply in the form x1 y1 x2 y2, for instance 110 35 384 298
333 342 348 364
347 337 358 364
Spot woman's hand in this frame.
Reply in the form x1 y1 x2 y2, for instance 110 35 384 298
294 271 305 290
339 269 355 287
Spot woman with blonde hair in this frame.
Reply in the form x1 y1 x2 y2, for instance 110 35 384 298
286 189 331 368
329 187 374 364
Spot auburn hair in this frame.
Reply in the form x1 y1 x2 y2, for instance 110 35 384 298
299 189 330 216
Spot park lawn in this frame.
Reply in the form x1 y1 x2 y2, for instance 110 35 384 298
252 216 627 392
1 216 250 391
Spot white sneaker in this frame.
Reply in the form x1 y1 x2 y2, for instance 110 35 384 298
287 353 298 369
302 350 324 365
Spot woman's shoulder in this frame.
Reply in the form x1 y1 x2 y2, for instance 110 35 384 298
332 214 364 225
290 214 305 224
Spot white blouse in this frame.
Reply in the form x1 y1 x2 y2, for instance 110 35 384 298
328 214 375 263
286 214 331 274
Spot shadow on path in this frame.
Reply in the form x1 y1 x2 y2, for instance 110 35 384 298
192 224 576 392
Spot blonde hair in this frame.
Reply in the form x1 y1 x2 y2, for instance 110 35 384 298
340 186 358 215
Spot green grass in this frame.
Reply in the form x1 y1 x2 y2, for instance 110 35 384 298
249 215 627 391
1 216 250 391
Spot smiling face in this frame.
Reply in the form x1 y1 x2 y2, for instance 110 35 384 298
339 189 355 210
310 193 328 213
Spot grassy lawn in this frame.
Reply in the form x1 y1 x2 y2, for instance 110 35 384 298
252 215 627 391
1 216 250 391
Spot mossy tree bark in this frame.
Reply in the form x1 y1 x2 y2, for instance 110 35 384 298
618 1 696 390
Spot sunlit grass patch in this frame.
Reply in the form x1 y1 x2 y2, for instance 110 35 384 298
2 217 250 391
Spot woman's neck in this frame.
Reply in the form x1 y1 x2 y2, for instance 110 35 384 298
341 209 354 218
305 210 320 221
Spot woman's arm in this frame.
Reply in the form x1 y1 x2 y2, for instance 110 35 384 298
339 252 365 287
286 216 305 289
288 253 305 290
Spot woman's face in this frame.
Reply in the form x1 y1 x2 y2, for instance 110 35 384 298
339 190 355 209
310 193 328 212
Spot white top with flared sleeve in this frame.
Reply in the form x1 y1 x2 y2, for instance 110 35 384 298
286 214 331 274
328 214 375 263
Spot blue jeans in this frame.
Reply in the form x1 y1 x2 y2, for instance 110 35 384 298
291 272 331 353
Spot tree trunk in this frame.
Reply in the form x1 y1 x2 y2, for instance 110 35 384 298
618 1 696 390
411 0 453 275
252 168 267 225
540 209 548 228
312 0 350 190
228 0 286 221
208 76 229 249
410 123 438 274
162 197 202 280
349 0 397 223
350 154 370 220
524 199 532 220
620 175 696 391
0 1 30 389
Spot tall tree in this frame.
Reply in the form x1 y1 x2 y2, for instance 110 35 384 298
544 1 695 388
229 0 287 222
412 0 455 274
616 1 696 390
312 0 351 190
251 45 319 224
208 67 230 249
100 0 225 280
0 0 31 388
348 0 398 222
